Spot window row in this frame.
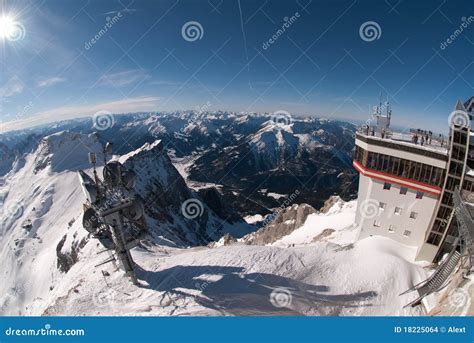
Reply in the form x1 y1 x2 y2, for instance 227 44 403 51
383 182 424 199
373 221 411 237
354 146 445 187
377 202 418 218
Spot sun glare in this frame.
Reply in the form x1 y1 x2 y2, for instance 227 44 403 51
0 14 25 41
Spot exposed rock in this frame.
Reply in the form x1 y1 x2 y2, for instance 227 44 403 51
118 139 251 246
56 234 88 273
197 187 242 224
311 228 335 242
320 195 342 213
243 203 317 245
208 233 237 248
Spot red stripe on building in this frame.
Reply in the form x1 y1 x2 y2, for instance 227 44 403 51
353 160 442 197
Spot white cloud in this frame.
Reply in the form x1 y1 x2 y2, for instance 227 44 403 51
98 69 150 87
0 96 160 132
0 76 24 97
37 77 67 88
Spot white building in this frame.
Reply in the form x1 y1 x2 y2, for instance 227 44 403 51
354 97 474 262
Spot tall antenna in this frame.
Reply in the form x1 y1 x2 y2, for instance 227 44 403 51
103 142 113 166
79 152 147 285
88 152 101 198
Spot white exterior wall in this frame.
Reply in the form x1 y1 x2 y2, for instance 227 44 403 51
356 174 440 259
354 137 449 262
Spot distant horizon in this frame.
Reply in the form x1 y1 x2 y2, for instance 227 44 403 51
0 102 457 136
1 0 472 135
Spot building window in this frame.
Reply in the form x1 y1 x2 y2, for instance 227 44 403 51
416 191 424 199
389 225 396 233
426 232 442 246
394 207 402 215
373 220 381 227
410 211 418 219
403 230 411 237
383 182 391 190
379 202 386 211
400 187 408 195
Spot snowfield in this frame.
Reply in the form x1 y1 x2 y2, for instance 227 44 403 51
38 225 428 316
0 132 431 316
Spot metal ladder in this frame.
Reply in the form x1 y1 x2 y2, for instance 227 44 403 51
402 249 461 308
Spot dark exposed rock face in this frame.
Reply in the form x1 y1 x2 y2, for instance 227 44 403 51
197 187 242 224
119 140 251 246
243 203 317 245
0 143 17 177
56 234 88 273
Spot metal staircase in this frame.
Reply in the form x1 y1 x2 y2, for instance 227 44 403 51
402 249 462 308
401 186 473 307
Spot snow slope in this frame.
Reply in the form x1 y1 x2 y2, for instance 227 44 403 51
0 130 430 316
8 196 427 316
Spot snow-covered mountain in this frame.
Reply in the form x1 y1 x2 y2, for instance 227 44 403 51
4 112 437 317
1 192 430 316
0 111 357 216
0 125 448 316
0 130 250 314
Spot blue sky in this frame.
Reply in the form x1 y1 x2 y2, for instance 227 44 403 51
0 0 473 132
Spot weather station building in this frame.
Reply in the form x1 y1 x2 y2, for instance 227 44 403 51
353 96 474 263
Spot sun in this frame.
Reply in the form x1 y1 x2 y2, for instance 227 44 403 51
0 14 25 41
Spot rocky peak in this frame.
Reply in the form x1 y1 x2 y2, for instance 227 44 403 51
243 203 317 245
33 131 104 173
